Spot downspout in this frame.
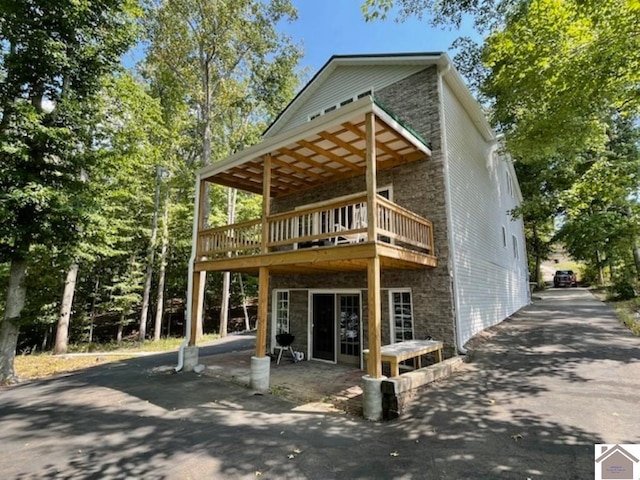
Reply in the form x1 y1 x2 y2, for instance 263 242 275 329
437 60 467 355
176 173 203 372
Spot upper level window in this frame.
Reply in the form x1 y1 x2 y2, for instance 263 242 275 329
506 171 513 197
501 226 507 248
307 88 374 122
512 235 519 259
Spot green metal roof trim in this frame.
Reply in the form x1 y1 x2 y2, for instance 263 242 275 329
373 97 432 150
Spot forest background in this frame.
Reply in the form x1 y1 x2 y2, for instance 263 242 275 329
1 0 639 383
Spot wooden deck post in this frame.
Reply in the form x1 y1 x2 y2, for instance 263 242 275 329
189 270 205 346
256 266 269 357
256 155 272 357
365 112 382 378
261 154 271 254
365 112 377 242
366 256 382 378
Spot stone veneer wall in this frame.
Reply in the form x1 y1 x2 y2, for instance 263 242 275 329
268 66 457 358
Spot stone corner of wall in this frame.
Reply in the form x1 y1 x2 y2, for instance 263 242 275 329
380 356 465 420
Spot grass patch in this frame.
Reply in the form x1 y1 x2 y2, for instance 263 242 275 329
591 288 640 336
610 298 640 336
13 334 220 382
14 353 135 380
67 334 219 353
553 261 581 272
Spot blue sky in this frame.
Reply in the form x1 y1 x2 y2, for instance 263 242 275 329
121 1 480 78
280 0 479 75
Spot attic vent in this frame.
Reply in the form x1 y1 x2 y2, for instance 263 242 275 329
307 88 375 122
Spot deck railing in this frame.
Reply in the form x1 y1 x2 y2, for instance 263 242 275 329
267 194 369 249
197 219 262 258
376 196 434 254
196 194 433 259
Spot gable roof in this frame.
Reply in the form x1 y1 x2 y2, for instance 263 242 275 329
264 52 494 142
198 95 431 198
596 444 640 463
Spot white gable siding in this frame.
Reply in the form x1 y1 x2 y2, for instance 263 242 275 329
442 81 529 348
271 64 425 135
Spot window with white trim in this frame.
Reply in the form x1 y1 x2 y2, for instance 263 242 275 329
501 226 507 248
389 290 414 343
274 290 289 334
506 171 513 197
512 235 519 259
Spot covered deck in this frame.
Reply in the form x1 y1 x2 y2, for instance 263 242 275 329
186 96 438 419
194 192 436 274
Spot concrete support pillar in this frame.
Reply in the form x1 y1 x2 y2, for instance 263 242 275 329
362 374 386 421
183 345 199 372
250 355 271 392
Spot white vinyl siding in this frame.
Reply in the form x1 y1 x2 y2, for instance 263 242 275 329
442 80 529 348
270 65 425 135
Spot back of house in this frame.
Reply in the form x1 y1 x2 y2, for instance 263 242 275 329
259 52 530 365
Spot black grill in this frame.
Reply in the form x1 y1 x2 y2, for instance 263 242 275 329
276 333 295 347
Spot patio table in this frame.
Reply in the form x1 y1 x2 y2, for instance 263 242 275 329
363 339 443 377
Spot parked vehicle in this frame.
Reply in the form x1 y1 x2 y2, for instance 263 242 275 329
554 270 577 287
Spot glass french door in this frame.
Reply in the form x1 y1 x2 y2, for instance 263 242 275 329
312 293 361 365
337 294 361 366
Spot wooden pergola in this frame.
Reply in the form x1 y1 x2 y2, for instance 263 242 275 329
188 96 436 380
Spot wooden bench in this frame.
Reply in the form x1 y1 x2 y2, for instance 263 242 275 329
363 339 443 377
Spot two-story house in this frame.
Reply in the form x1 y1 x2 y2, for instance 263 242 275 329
179 53 529 419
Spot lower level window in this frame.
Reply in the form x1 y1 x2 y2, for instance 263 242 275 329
275 290 289 334
390 290 413 342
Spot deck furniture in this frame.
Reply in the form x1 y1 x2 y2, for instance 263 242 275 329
275 333 296 365
363 339 443 377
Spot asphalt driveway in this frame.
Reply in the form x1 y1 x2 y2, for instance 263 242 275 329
1 288 638 479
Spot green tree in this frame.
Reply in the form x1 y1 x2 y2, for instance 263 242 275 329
0 0 140 383
52 71 165 352
363 0 640 282
144 0 301 338
558 115 640 284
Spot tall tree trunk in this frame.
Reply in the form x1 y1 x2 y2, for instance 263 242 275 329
633 243 640 280
139 166 163 342
220 272 231 337
117 312 125 345
195 54 213 341
595 250 605 286
0 258 27 384
54 262 79 354
153 197 170 341
88 277 99 344
219 188 237 338
532 224 542 286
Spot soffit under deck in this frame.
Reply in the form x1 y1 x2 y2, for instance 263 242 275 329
198 96 432 198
